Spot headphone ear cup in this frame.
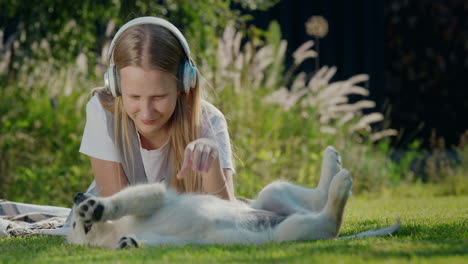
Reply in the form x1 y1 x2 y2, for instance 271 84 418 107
183 60 197 93
105 65 120 97
112 66 120 96
104 68 111 95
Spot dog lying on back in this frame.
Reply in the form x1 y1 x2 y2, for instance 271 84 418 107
68 146 400 248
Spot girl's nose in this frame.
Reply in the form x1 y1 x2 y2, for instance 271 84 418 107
140 100 155 119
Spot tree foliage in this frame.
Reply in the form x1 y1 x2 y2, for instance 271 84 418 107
0 0 277 81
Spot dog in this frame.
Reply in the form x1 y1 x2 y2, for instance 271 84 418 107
67 146 400 248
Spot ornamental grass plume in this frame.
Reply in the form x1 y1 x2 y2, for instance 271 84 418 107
204 22 396 143
209 22 281 94
200 22 399 195
265 63 397 140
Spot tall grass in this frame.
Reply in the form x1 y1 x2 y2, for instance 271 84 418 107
200 22 405 196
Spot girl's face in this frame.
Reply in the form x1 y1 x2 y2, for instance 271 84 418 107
120 66 178 141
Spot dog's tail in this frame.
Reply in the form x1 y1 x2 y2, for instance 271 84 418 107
337 218 401 240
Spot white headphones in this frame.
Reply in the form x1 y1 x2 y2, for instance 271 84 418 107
104 17 197 97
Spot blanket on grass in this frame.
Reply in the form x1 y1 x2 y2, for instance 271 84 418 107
0 200 71 237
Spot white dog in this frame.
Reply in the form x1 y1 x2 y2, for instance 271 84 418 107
68 146 400 248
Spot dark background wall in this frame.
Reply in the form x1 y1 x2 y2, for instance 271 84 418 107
384 0 467 149
242 0 467 150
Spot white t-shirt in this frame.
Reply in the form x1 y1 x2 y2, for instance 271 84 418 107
79 94 234 185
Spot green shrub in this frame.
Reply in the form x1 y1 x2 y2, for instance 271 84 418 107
0 61 94 206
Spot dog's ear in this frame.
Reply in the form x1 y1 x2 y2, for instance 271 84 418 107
73 193 87 205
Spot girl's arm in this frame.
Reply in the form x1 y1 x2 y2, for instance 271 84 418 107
201 158 235 201
177 138 235 201
90 157 129 197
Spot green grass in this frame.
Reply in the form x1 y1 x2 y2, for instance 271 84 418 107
0 195 466 263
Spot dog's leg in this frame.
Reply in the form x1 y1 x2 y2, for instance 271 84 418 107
317 146 342 193
272 169 352 242
75 184 167 223
251 147 342 213
272 213 337 241
299 146 343 211
251 181 316 214
321 169 352 234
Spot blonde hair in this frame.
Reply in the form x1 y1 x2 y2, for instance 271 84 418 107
103 23 203 193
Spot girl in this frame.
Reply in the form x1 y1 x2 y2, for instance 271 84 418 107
79 17 235 201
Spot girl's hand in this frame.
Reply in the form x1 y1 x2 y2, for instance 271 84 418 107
176 138 219 180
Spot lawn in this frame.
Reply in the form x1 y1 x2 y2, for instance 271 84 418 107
0 195 466 263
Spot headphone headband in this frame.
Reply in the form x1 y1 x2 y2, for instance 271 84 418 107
107 16 192 64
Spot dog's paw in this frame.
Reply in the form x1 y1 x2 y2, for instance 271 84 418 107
319 146 343 191
76 198 107 223
118 235 140 249
332 169 353 199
